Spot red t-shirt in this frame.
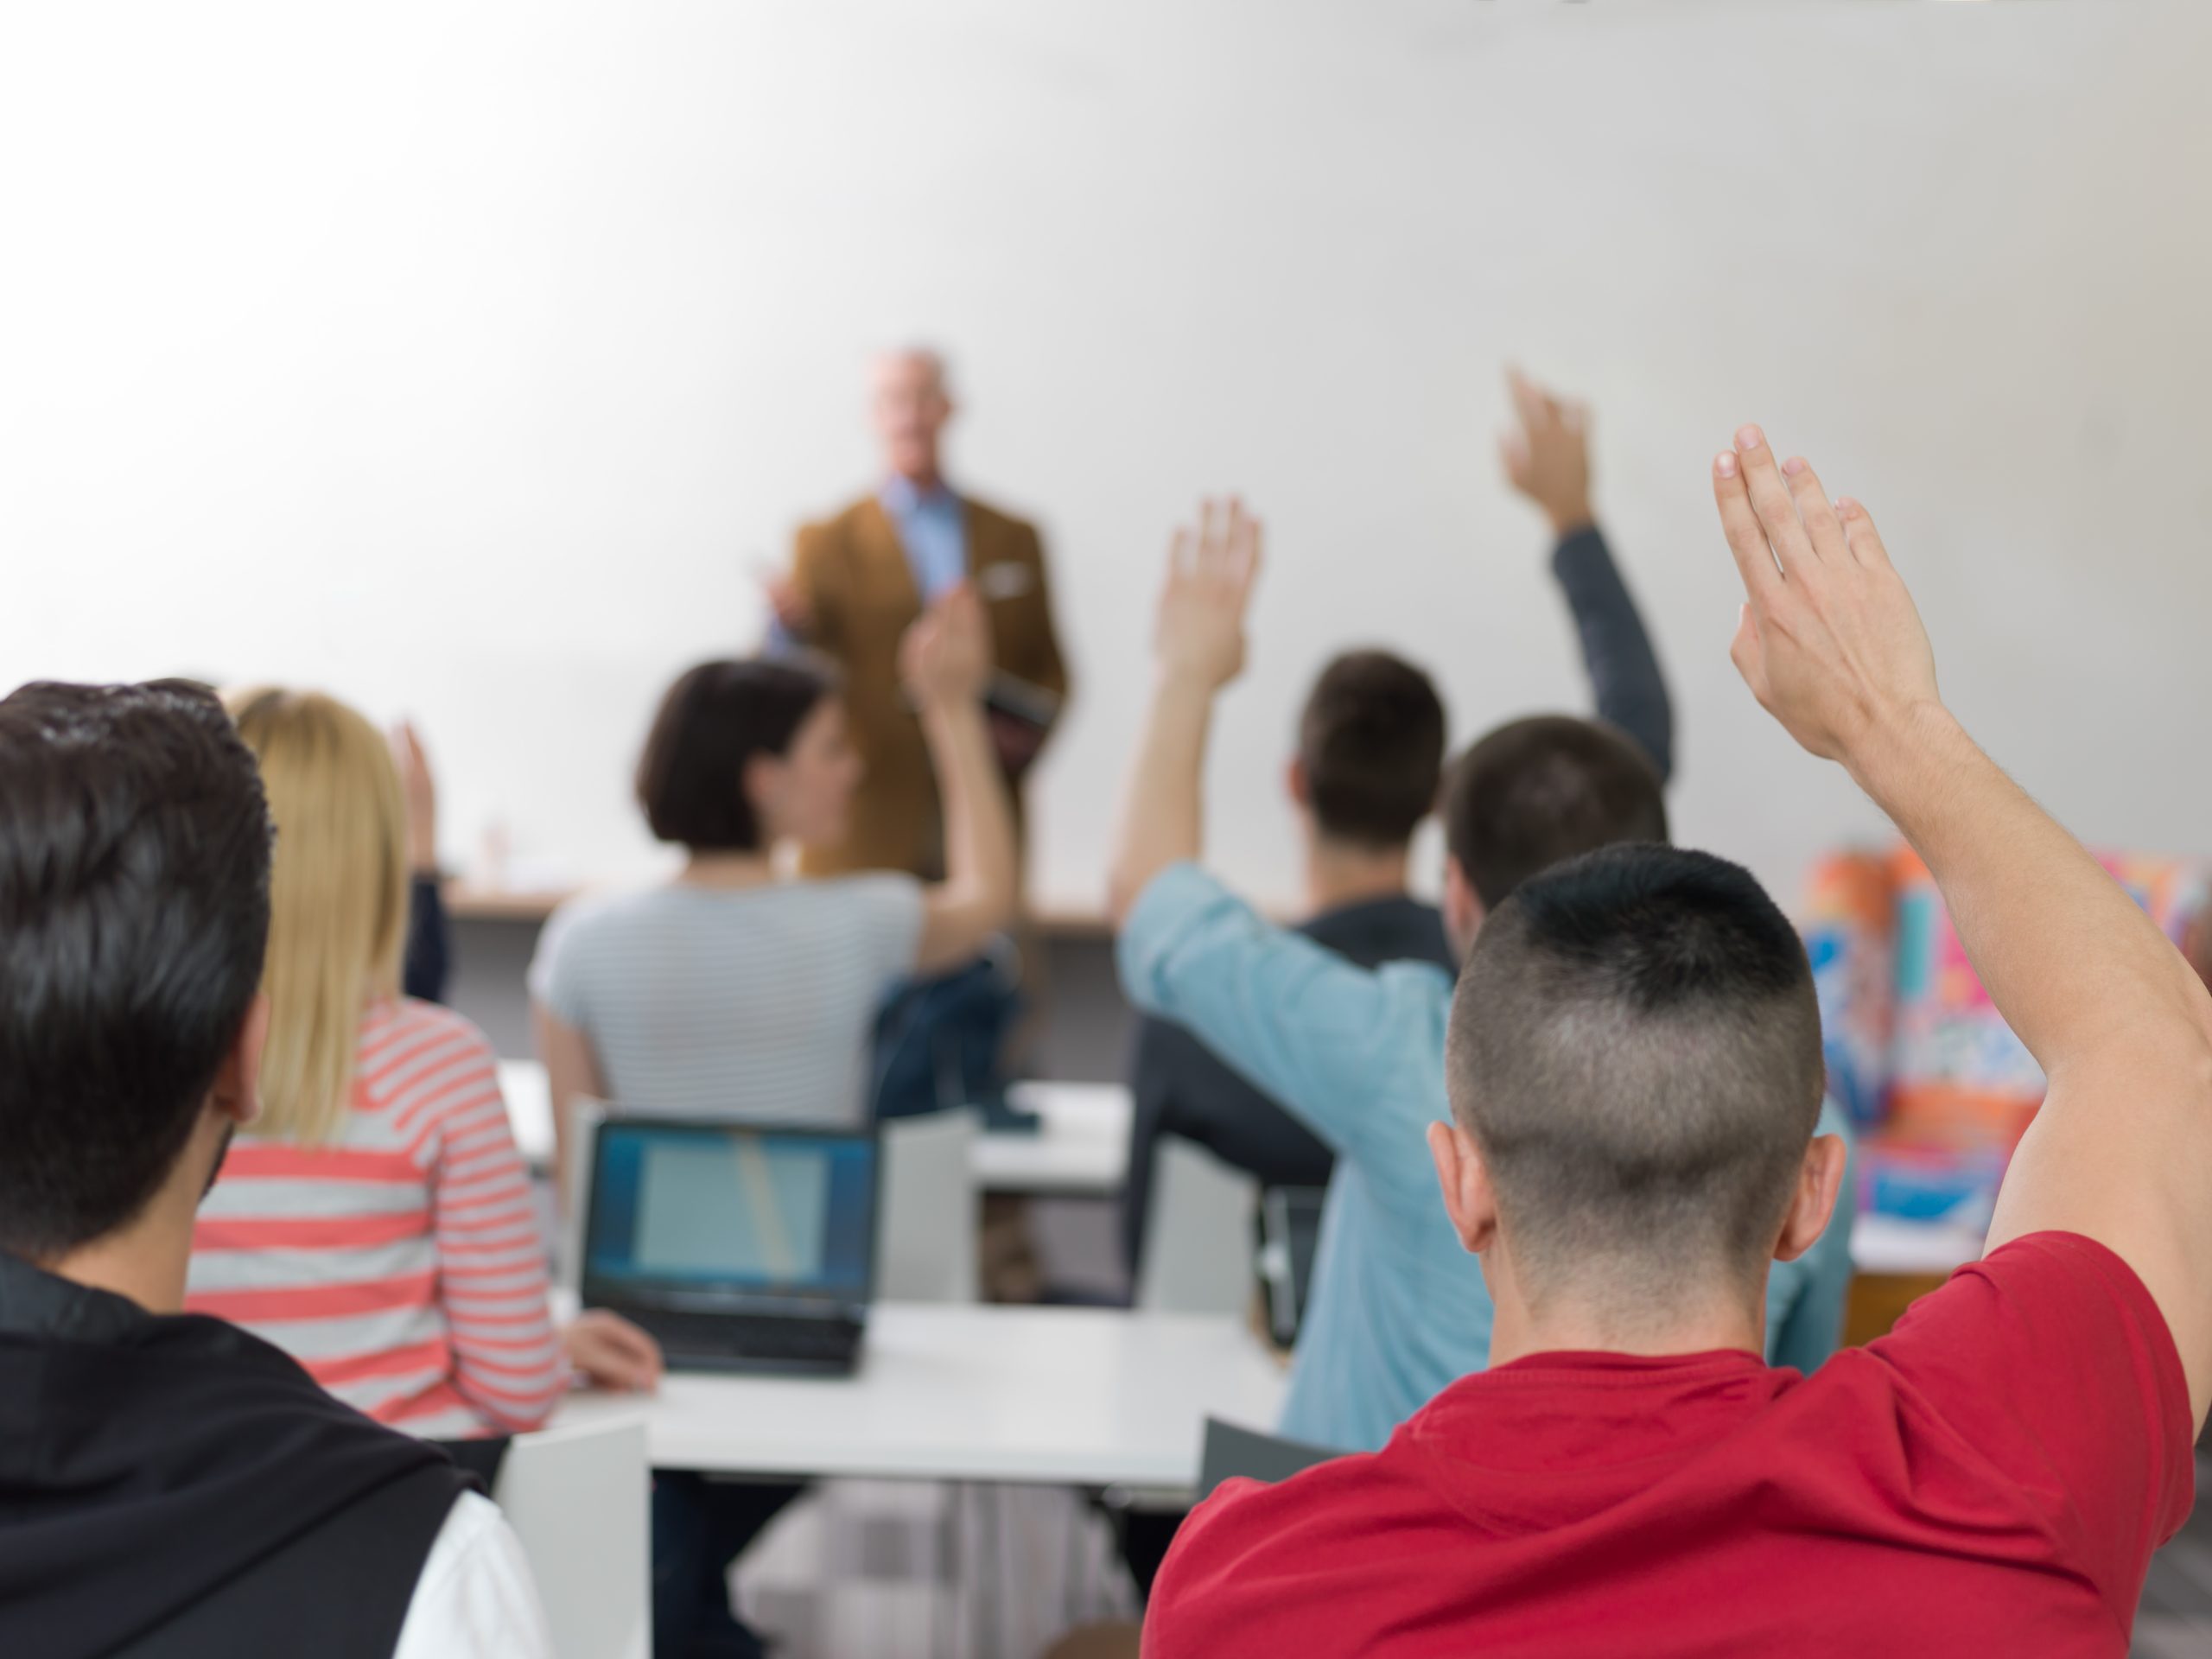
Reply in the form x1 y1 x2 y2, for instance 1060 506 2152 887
1145 1233 2194 1658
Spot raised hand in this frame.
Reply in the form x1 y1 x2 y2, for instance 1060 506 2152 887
1154 498 1264 692
1501 368 1593 537
1713 425 1940 769
899 582 993 709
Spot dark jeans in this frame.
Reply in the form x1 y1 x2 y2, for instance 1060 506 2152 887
652 1475 804 1659
871 947 1023 1122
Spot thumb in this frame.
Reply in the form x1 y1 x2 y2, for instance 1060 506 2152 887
1730 604 1773 708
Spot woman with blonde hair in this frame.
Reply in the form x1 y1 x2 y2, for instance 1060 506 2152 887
186 688 654 1439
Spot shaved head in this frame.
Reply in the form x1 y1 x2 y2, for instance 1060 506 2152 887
1447 844 1825 1316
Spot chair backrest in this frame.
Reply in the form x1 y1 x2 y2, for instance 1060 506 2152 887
1135 1138 1259 1316
493 1413 652 1659
1197 1416 1342 1500
876 1108 981 1302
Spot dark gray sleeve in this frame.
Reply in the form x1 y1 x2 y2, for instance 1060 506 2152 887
1550 524 1675 784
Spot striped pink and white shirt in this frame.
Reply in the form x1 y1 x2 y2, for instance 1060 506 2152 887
187 999 563 1440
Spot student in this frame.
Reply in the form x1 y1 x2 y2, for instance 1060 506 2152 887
1110 404 1859 1457
1120 372 1672 1278
531 584 1014 1179
1141 430 2211 1655
182 688 573 1436
531 588 1007 1658
0 679 552 1658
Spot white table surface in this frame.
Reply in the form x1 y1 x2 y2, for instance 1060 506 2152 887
556 1302 1286 1489
499 1063 1133 1198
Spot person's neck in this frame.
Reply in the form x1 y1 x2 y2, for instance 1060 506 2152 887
41 1154 209 1316
1485 1280 1765 1370
677 849 779 890
889 463 944 496
1301 835 1412 918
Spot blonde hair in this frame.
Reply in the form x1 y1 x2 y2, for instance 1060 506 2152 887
225 688 409 1144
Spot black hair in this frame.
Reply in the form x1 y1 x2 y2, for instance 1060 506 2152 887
1447 843 1825 1302
1297 651 1447 849
635 655 841 851
0 680 274 1258
1442 715 1669 909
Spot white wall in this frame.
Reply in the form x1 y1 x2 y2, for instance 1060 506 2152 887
3 1 2208 914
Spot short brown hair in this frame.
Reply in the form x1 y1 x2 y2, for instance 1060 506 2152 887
1298 651 1447 849
1442 715 1668 909
1448 844 1824 1307
636 655 839 851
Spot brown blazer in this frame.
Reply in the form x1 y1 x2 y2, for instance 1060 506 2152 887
790 492 1069 879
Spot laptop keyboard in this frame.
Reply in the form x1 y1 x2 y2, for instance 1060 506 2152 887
626 1308 860 1367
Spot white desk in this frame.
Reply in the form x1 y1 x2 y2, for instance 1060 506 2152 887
557 1303 1285 1489
499 1063 1134 1199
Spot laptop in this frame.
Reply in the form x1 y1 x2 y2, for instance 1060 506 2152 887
580 1116 880 1376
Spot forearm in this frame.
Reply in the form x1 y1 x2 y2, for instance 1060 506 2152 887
1856 704 2212 1075
1108 671 1213 924
1553 524 1674 783
923 696 1017 918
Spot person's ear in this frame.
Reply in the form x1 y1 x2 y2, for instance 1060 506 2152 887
1286 755 1310 811
1775 1131 1849 1262
1442 856 1485 951
212 994 270 1129
1427 1118 1500 1255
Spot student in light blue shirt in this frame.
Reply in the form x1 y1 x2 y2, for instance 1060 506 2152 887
1107 378 1857 1452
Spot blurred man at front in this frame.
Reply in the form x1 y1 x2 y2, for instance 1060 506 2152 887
770 348 1070 880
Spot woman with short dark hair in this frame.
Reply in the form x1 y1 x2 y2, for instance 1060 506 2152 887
529 586 1014 1189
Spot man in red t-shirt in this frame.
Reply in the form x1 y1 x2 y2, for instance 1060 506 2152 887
1141 427 2209 1657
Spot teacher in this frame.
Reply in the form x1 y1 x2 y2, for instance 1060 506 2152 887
769 347 1070 882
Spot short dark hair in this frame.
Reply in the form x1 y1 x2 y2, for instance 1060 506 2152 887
636 655 839 851
0 680 274 1258
1297 651 1447 849
1443 715 1669 909
1447 844 1824 1308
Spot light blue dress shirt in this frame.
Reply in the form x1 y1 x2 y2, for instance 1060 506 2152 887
880 476 969 602
1119 861 1861 1453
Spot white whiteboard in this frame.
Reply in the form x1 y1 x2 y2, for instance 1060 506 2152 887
3 1 2208 915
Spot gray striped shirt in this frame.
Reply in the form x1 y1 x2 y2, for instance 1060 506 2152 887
530 876 925 1127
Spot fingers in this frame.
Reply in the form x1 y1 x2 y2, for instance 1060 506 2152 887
1780 455 1849 564
1506 366 1552 439
1713 448 1783 604
1734 426 1817 574
1498 433 1530 484
1836 496 1892 569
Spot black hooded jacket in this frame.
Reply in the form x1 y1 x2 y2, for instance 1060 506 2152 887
0 1251 474 1659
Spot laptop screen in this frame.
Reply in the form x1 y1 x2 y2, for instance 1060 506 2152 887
583 1119 877 1306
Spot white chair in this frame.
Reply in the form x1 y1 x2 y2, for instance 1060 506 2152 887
493 1414 652 1659
498 1058 556 1173
1135 1138 1260 1316
877 1109 981 1303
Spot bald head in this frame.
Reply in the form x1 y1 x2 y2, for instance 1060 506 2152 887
872 348 955 485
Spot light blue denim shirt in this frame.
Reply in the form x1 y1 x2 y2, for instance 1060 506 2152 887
880 475 968 602
1120 861 1861 1452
